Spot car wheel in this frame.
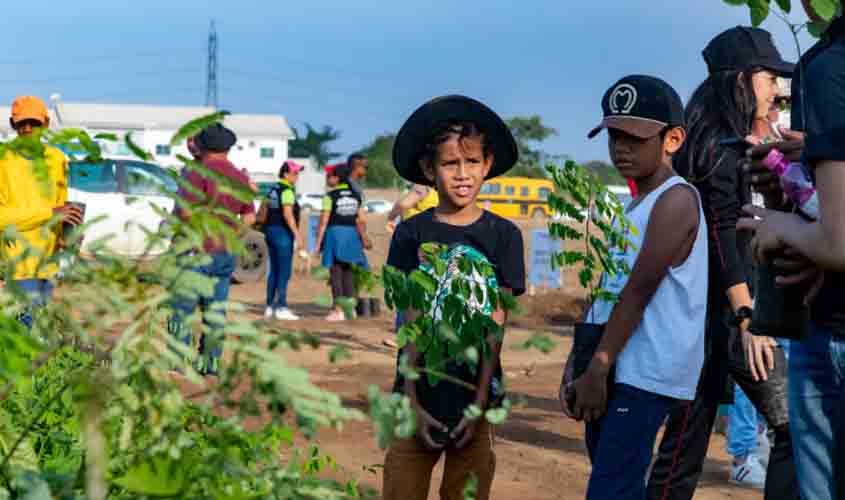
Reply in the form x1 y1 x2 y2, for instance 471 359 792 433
232 230 268 284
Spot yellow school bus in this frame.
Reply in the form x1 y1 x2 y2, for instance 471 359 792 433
476 177 555 219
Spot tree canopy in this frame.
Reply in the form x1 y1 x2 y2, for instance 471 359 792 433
288 123 342 168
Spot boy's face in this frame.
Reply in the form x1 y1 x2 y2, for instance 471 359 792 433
607 127 684 179
423 134 492 210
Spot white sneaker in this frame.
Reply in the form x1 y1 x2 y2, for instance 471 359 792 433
730 454 766 489
755 431 771 469
264 306 274 319
274 308 300 321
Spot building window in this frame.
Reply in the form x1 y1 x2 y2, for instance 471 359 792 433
538 187 551 200
521 186 529 197
505 186 515 196
260 147 275 159
155 144 171 156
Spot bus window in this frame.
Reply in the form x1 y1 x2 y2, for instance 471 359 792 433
520 186 529 197
538 187 551 200
483 183 501 195
505 185 515 196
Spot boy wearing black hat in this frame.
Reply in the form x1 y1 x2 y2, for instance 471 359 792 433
560 75 708 500
169 123 256 376
382 96 526 500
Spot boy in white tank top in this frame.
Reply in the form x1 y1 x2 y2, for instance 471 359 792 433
559 75 708 500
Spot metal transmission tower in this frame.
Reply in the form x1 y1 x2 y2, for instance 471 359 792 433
205 21 219 108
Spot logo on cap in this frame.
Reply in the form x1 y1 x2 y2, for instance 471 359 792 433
608 84 638 115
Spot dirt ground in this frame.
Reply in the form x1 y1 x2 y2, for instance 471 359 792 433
221 206 763 500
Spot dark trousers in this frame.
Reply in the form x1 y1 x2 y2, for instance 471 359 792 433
167 251 235 374
265 226 294 308
647 307 798 500
330 262 355 305
586 384 677 500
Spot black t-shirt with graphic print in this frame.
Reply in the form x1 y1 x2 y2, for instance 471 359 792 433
387 209 526 431
791 17 845 334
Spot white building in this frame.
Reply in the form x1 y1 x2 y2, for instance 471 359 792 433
0 102 295 177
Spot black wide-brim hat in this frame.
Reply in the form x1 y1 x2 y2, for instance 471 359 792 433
392 95 518 186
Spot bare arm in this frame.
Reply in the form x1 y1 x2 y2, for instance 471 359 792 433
387 187 426 221
256 202 268 225
356 209 372 250
313 211 330 253
282 205 302 242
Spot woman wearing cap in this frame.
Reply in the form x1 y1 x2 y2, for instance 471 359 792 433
647 27 798 500
313 164 372 321
257 161 305 321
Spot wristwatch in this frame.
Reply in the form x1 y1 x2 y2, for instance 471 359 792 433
733 306 753 327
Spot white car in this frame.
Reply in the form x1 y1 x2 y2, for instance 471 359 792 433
298 193 324 212
365 199 392 214
67 158 267 283
68 158 177 258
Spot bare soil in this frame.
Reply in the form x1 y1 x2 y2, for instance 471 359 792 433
220 203 761 500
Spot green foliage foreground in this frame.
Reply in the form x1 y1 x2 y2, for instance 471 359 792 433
0 114 635 499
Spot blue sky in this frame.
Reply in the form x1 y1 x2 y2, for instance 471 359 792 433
0 1 812 164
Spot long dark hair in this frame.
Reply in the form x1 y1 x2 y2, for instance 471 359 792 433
676 68 759 181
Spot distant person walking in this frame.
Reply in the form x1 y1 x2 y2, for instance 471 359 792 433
313 164 372 321
347 153 368 201
168 123 256 376
257 160 305 321
0 96 81 330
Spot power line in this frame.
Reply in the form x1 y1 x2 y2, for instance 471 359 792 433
0 49 203 68
0 67 201 86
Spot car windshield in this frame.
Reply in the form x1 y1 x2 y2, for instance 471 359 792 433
123 161 178 195
69 161 119 193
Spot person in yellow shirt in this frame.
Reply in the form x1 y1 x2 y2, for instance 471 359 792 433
0 96 82 329
385 183 439 232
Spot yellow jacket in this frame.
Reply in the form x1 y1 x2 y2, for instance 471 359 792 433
0 146 68 280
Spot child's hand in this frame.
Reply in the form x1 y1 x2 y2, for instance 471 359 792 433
450 416 478 449
415 406 448 451
572 366 608 422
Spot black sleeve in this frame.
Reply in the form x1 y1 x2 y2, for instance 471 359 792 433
386 220 419 274
702 150 748 291
804 45 845 166
496 222 526 296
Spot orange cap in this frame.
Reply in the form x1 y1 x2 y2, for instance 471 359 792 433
11 96 49 125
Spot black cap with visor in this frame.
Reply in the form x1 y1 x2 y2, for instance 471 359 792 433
703 26 795 76
588 75 685 140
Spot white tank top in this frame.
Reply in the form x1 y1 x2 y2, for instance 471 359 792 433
588 176 708 400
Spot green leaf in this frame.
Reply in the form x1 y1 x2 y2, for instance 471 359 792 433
124 132 153 161
113 454 192 496
170 111 231 146
810 0 839 20
93 132 118 142
328 346 351 364
748 0 770 25
722 0 748 6
808 20 831 36
513 333 556 354
462 474 478 500
775 0 791 12
463 404 482 420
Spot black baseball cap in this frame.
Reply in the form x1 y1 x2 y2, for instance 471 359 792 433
703 26 794 76
393 95 518 186
588 75 685 140
195 123 237 152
